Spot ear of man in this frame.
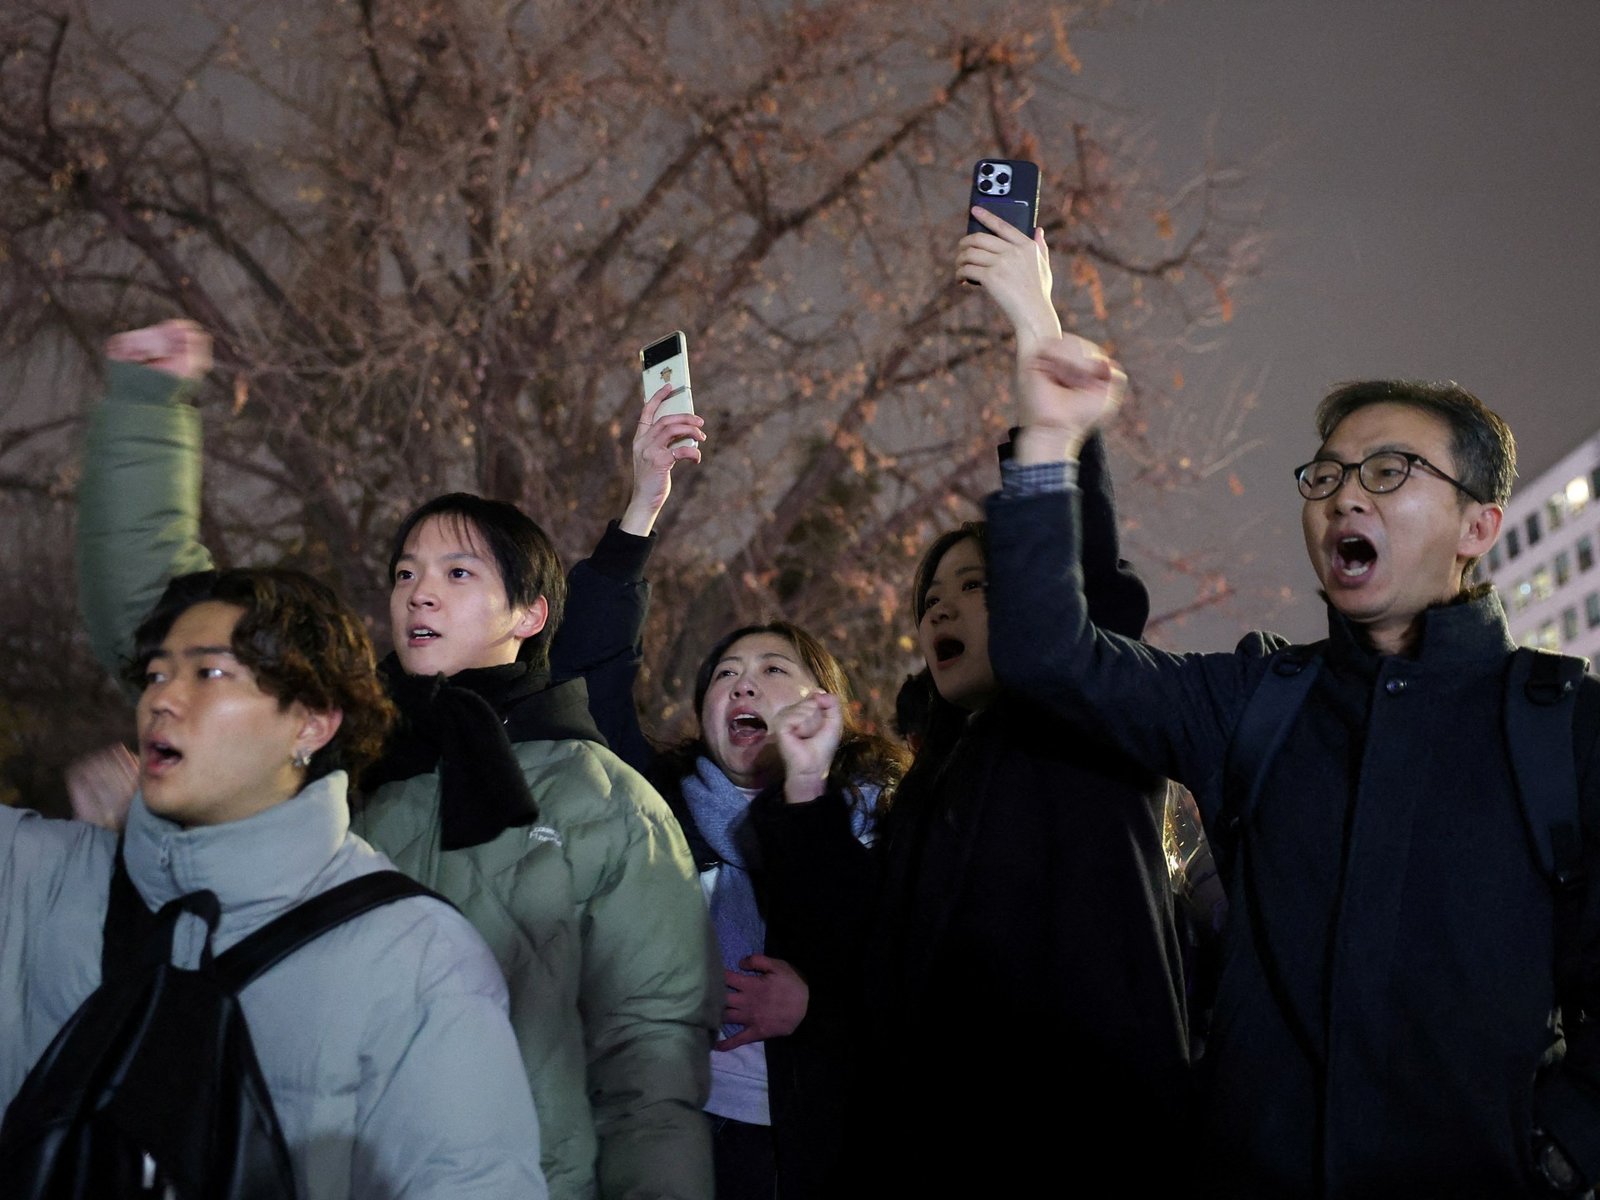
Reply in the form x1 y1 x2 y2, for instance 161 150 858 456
1456 502 1503 584
511 595 550 642
293 707 344 763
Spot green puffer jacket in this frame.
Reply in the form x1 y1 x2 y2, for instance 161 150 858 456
76 362 721 1200
352 732 717 1200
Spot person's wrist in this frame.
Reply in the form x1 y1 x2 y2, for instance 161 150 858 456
1012 424 1087 465
618 493 663 537
783 773 828 805
1013 308 1062 351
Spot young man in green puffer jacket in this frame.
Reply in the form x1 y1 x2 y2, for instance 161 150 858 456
74 320 722 1200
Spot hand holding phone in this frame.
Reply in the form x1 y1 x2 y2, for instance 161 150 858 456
958 165 1058 344
640 331 695 449
965 158 1040 237
622 331 704 536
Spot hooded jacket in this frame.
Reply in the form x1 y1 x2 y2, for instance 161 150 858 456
0 775 546 1200
75 362 721 1200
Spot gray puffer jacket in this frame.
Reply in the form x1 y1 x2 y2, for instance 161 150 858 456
0 774 547 1200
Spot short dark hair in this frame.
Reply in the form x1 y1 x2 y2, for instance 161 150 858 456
387 493 566 669
912 521 989 623
1314 380 1517 507
125 568 396 783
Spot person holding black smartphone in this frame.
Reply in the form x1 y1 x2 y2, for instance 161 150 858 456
753 204 1193 1196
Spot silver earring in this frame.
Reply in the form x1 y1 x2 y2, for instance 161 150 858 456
292 749 313 769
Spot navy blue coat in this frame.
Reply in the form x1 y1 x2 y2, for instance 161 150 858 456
985 483 1600 1198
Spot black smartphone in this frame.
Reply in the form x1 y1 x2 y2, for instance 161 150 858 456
965 158 1041 237
640 330 696 451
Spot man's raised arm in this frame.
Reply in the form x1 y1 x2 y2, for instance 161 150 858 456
77 320 214 679
984 334 1259 813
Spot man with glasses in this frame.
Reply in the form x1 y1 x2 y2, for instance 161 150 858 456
977 343 1600 1198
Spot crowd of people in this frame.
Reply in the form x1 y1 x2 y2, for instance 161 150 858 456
2 200 1599 1200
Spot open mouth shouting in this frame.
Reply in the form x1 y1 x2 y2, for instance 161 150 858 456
1332 534 1378 582
933 636 965 665
727 709 768 747
143 736 184 777
407 624 441 646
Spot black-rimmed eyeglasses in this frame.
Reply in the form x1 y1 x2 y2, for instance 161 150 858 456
1293 451 1486 504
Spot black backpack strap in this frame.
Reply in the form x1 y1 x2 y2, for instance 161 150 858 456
214 871 447 991
100 842 146 981
1217 645 1325 877
1506 647 1589 998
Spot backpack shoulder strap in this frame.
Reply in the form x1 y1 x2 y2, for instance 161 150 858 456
100 841 155 981
214 870 448 991
1505 647 1587 886
1505 647 1590 1006
1217 643 1325 875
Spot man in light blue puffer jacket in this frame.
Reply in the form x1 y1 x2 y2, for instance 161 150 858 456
0 567 546 1199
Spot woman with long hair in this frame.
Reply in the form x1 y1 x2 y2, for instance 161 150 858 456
604 616 907 1199
755 206 1195 1196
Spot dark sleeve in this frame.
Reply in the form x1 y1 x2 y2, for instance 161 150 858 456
750 788 879 1023
983 484 1254 818
1077 432 1151 640
550 521 656 775
994 431 1149 638
1532 680 1600 1186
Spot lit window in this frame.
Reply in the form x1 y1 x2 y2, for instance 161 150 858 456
1556 551 1572 586
1514 579 1533 612
1533 566 1554 600
1568 475 1591 515
1563 607 1580 643
1537 621 1560 651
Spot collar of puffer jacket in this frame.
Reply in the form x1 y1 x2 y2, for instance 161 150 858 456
122 772 356 943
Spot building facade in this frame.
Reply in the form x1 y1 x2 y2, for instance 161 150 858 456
1481 427 1600 663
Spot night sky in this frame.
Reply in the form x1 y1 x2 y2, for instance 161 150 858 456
42 1 1600 655
1078 0 1600 647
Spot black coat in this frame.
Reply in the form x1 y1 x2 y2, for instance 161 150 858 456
757 439 1194 1197
549 520 658 775
985 484 1600 1198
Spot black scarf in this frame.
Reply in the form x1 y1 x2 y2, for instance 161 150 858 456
363 656 551 850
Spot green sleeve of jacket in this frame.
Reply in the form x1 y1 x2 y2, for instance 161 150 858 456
76 361 213 680
574 757 720 1200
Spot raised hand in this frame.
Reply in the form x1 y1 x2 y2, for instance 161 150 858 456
1013 333 1127 465
104 319 212 381
773 691 843 805
715 955 810 1051
619 388 706 536
956 205 1060 349
65 743 138 832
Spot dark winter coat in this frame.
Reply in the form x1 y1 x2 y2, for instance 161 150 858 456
799 438 1193 1197
985 482 1600 1199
